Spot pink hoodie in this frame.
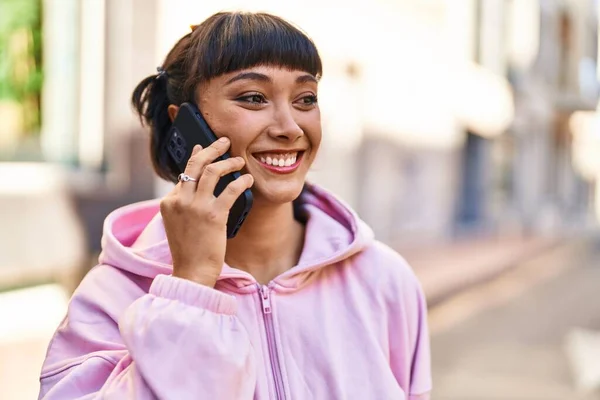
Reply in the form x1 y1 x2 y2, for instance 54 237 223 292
39 184 431 399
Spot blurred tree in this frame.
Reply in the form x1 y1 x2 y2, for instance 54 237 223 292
0 0 43 137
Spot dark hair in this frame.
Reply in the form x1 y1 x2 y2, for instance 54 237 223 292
131 12 323 182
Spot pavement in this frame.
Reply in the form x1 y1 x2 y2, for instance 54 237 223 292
428 236 600 400
400 235 560 306
0 284 69 400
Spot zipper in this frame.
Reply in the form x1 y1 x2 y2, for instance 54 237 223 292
259 285 286 400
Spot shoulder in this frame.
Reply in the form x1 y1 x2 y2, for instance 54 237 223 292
353 240 422 291
67 264 152 325
42 265 150 374
348 240 427 315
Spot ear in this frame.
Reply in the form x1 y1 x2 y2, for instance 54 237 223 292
168 105 179 123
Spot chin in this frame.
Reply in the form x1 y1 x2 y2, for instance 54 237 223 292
252 179 305 205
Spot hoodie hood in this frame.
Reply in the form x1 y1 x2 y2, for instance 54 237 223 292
98 183 374 288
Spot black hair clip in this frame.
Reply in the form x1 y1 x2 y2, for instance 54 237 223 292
156 66 167 80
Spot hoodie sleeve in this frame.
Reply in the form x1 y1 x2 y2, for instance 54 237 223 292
39 270 256 400
405 283 431 400
375 243 432 400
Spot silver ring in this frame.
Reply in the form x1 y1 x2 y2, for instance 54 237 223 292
177 173 197 183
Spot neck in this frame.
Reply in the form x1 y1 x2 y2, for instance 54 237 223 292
225 197 305 285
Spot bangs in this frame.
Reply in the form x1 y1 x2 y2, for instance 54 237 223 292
187 13 322 83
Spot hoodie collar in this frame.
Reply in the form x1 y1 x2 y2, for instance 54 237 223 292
98 184 373 290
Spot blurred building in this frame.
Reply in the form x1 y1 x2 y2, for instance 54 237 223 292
507 0 599 235
355 0 600 245
1 0 599 288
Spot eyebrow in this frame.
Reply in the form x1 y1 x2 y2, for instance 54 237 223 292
225 72 318 85
225 72 271 85
296 74 318 84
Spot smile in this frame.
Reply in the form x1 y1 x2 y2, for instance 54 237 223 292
252 151 304 174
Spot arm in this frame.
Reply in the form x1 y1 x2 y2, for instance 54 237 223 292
406 284 431 400
380 248 432 400
397 280 432 400
39 273 256 400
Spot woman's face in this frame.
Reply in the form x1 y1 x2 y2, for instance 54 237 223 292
195 66 321 204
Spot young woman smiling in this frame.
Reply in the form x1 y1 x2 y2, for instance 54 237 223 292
39 12 432 400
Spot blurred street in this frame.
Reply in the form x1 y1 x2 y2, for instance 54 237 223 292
430 237 600 400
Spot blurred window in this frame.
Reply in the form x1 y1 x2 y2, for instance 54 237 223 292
559 11 573 89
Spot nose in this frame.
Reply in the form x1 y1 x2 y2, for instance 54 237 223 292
267 104 304 142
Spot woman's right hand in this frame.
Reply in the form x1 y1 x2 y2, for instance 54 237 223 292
160 137 254 287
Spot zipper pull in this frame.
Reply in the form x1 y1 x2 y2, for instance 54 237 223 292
260 286 272 314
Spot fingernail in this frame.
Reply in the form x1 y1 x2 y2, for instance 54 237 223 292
192 145 201 154
218 137 229 143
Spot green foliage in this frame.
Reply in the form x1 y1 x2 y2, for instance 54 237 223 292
0 0 43 133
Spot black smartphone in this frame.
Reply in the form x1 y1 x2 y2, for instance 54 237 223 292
166 102 253 238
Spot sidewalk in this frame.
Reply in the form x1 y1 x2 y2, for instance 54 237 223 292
428 236 600 400
0 284 69 400
397 235 560 306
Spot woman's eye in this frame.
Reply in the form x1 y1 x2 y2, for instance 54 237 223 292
238 93 266 104
305 95 318 104
298 95 318 107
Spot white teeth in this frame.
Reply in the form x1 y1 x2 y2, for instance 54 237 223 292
256 152 299 167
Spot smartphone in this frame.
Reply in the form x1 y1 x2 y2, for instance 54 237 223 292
166 102 253 238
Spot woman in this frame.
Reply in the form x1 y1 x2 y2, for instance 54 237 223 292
39 12 431 400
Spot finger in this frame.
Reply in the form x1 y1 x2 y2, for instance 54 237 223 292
194 137 231 169
179 137 230 195
214 174 254 212
177 145 202 195
196 156 246 198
